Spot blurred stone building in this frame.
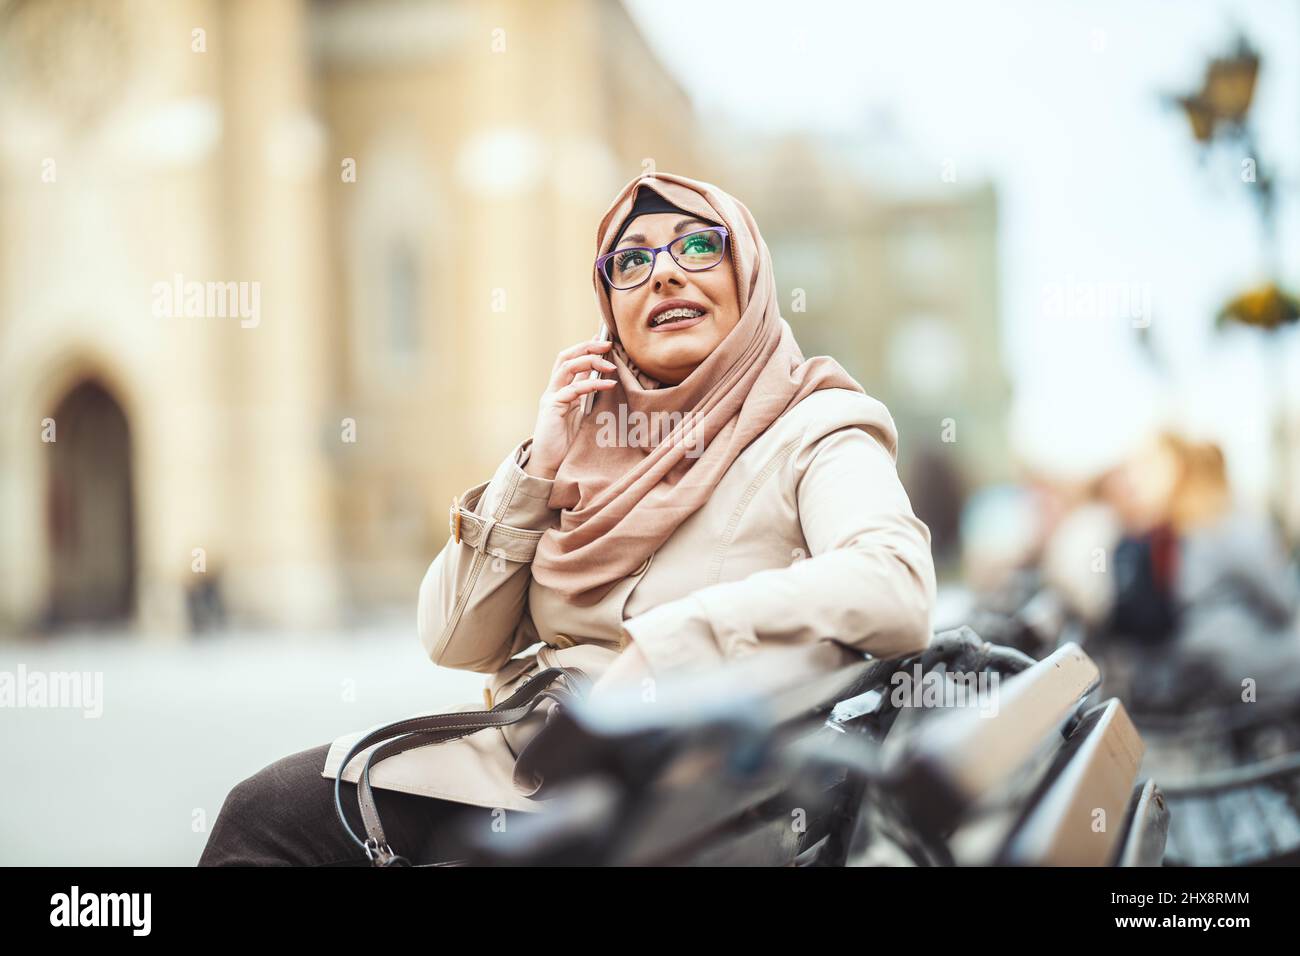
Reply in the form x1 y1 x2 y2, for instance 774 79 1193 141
0 0 700 635
0 0 1004 638
708 131 1009 571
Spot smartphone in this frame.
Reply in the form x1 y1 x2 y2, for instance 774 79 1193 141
580 323 611 417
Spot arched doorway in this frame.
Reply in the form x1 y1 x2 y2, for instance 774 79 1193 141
45 379 136 627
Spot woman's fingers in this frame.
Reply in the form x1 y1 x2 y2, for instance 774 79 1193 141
552 338 613 372
550 376 617 409
551 352 617 391
559 353 616 376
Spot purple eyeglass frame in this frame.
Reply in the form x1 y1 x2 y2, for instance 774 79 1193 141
595 225 730 291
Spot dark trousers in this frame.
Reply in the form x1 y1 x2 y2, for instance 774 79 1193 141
198 743 493 866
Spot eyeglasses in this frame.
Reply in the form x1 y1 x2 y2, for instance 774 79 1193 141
595 226 730 291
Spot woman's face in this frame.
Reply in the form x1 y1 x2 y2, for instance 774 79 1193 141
607 213 741 385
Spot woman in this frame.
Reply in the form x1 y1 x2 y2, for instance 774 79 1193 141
1109 432 1300 710
198 171 937 866
1044 430 1300 711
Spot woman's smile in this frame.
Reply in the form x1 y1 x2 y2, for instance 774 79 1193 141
647 298 709 332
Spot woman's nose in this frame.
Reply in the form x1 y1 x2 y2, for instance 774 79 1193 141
649 250 686 289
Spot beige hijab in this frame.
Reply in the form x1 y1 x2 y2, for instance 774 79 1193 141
530 171 867 605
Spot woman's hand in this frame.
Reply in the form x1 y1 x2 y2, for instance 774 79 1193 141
524 338 618 479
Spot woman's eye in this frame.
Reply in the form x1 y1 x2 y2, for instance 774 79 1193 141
682 234 717 254
616 251 649 272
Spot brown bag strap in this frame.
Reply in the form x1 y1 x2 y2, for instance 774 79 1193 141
332 665 591 866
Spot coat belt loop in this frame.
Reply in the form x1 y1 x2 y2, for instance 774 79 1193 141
477 516 497 554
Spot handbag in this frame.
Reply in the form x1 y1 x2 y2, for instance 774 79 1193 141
332 664 592 867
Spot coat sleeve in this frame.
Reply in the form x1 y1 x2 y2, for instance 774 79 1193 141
417 437 561 673
621 424 937 676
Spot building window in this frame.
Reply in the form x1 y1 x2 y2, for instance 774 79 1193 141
387 238 419 356
889 222 948 293
887 313 966 403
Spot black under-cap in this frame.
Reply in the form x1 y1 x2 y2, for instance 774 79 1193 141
610 184 717 250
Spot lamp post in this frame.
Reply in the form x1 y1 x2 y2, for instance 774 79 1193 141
1167 33 1298 546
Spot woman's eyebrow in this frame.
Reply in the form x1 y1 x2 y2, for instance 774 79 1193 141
615 217 713 249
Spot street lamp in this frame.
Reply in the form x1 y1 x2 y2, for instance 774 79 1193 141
1167 33 1297 546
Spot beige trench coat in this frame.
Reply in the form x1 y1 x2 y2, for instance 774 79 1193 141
322 387 937 812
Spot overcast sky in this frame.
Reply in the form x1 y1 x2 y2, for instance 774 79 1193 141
626 0 1300 496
